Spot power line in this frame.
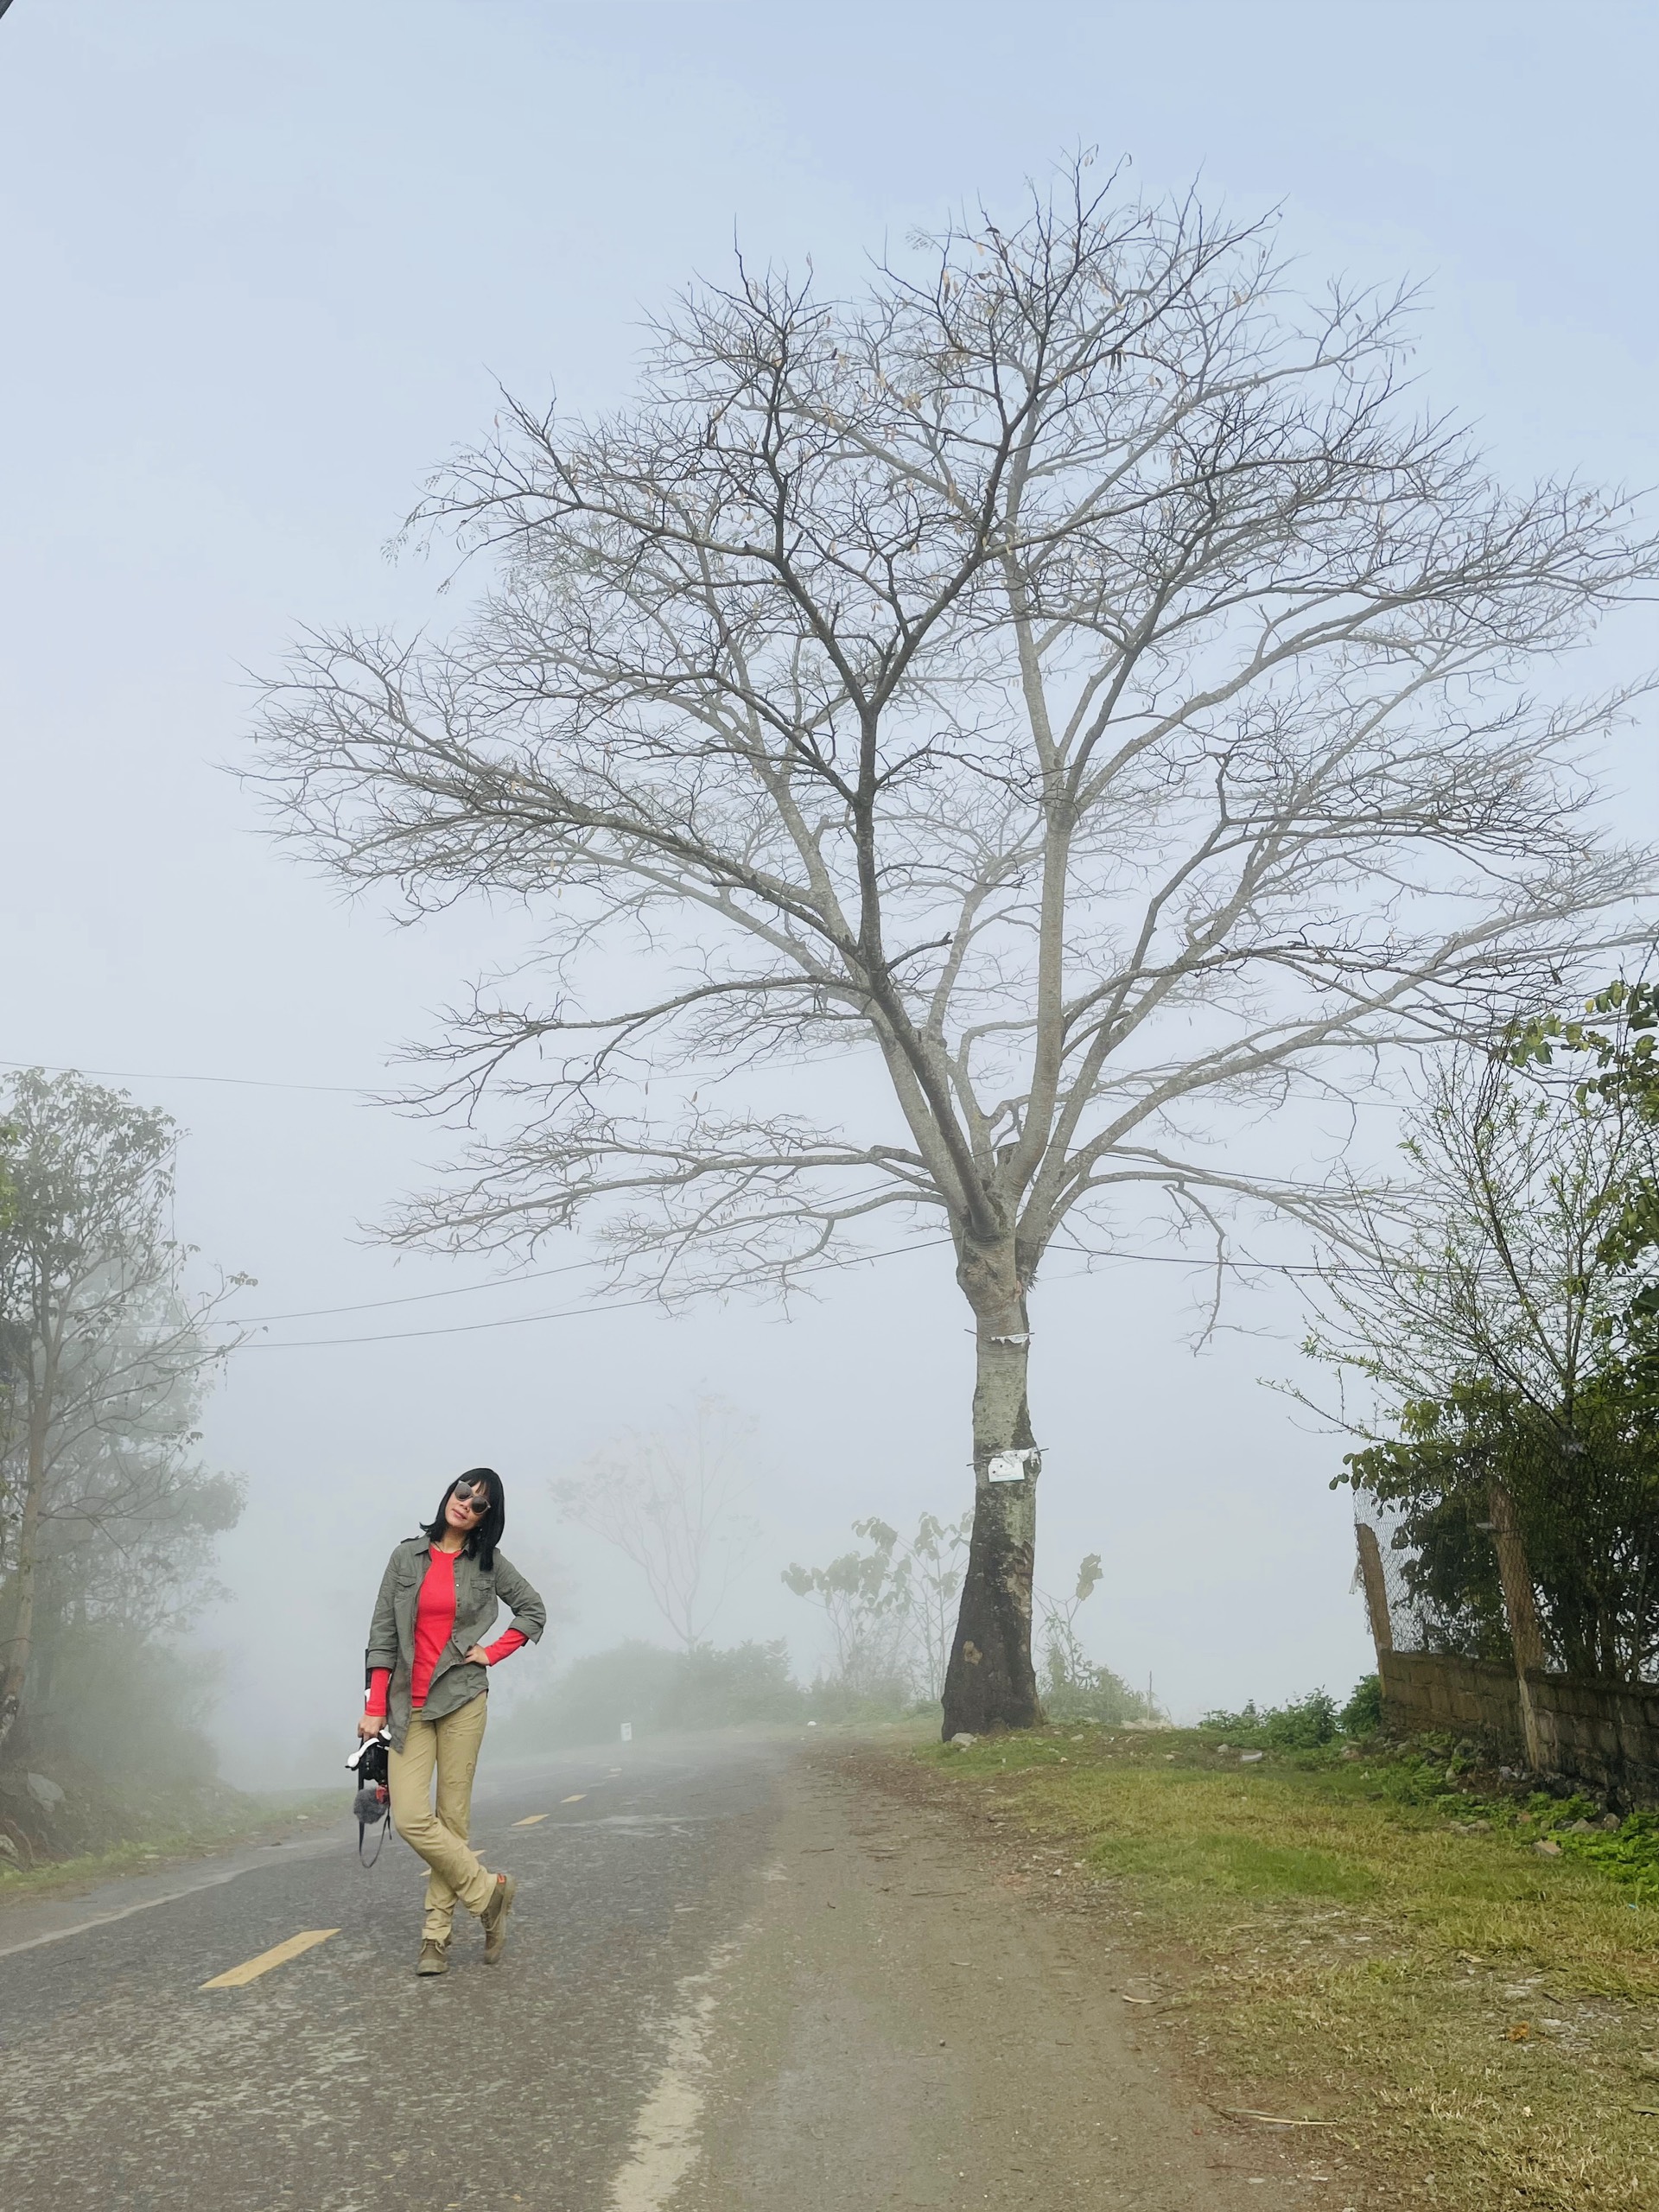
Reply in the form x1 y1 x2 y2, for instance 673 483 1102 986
230 1235 1547 1349
224 1249 614 1324
238 1236 956 1349
241 1285 671 1349
0 1058 380 1097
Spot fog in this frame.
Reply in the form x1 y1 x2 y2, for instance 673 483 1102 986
4 2 1658 1785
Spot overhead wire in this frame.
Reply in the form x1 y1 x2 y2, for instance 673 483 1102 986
226 1249 617 1323
226 1237 1501 1351
0 1057 378 1096
235 1236 959 1349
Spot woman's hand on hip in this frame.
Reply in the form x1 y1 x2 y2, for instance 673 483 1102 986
462 1643 491 1666
357 1712 385 1740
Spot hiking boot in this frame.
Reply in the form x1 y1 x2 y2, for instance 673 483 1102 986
416 1939 449 1976
480 1872 517 1965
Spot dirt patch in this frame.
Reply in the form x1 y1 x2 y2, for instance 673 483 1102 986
679 1742 1339 2210
882 1729 1659 2210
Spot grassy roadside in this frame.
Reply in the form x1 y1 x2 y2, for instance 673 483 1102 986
0 1788 339 1906
913 1726 1659 2209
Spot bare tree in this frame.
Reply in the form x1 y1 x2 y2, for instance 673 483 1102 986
253 161 1659 1735
551 1395 757 1648
1303 1046 1655 1433
0 1071 245 1753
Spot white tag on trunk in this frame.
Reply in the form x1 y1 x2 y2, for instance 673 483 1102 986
987 1449 1030 1483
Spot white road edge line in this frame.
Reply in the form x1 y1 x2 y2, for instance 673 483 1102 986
604 1929 750 2211
0 1832 349 1961
0 1863 267 1960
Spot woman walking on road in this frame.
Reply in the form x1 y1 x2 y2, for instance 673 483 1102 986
359 1467 545 1974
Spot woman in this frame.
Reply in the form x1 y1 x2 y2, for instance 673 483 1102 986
359 1467 545 1975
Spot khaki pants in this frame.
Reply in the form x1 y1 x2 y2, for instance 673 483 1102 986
388 1694 496 1943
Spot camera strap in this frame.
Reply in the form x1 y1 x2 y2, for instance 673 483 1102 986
350 1731 393 1867
359 1799 392 1867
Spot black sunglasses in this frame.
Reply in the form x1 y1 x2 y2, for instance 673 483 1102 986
450 1481 492 1514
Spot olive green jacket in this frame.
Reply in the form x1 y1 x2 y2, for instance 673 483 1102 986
365 1535 546 1751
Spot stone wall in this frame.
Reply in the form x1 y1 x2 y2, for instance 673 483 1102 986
1379 1650 1522 1743
1531 1671 1659 1807
1378 1649 1659 1805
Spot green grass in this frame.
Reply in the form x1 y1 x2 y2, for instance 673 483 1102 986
917 1726 1659 2209
0 1791 336 1903
1090 1827 1381 1900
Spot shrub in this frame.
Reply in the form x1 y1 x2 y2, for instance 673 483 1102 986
1202 1688 1341 1750
1339 1672 1384 1737
658 1641 803 1729
498 1638 806 1748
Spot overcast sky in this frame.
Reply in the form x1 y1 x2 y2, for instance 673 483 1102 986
3 2 1657 1773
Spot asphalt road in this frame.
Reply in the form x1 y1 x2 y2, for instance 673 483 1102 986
0 1734 785 2212
0 1734 1296 2211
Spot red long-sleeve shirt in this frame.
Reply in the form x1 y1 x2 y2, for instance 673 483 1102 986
365 1545 527 1718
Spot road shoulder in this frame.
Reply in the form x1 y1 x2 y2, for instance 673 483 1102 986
678 1739 1303 2210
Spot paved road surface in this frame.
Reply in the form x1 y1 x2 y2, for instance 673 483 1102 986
0 1737 779 2212
0 1734 1286 2211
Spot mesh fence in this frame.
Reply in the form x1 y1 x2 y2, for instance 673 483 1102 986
1353 1425 1659 1685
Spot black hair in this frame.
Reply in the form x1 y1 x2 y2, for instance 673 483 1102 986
423 1466 505 1569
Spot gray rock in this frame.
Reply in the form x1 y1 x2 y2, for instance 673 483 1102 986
948 1732 976 1748
1240 1751 1266 1764
0 1832 21 1867
24 1772 64 1811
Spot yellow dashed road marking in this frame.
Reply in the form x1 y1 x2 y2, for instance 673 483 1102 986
512 1813 550 1827
200 1929 338 1989
562 1793 587 1804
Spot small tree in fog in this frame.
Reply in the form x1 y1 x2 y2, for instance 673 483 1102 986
1036 1550 1103 1695
784 1509 970 1703
0 1072 244 1753
783 1520 916 1701
255 160 1659 1736
551 1395 757 1648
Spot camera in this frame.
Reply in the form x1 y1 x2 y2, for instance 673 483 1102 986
348 1729 392 1859
346 1728 390 1778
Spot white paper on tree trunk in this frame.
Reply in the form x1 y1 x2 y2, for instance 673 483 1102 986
987 1449 1030 1483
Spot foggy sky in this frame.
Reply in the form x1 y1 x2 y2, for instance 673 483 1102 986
3 2 1657 1777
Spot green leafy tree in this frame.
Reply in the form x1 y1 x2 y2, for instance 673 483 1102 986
0 1071 245 1755
1303 1030 1659 1681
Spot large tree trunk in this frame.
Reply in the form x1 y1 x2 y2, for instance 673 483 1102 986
941 1243 1043 1738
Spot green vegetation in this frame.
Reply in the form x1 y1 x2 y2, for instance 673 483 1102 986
0 1069 244 1784
0 1779 334 1899
1200 1686 1342 1749
1306 995 1659 1681
1340 1671 1384 1735
918 1723 1659 2209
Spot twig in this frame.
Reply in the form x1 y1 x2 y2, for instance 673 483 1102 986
1220 2109 1357 2127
